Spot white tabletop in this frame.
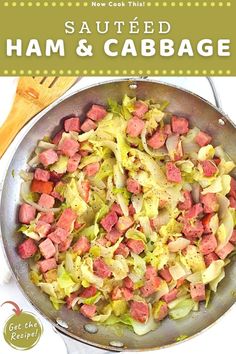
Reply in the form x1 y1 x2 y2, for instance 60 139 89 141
0 76 235 354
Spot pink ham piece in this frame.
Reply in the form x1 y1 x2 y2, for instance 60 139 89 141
229 177 236 199
84 162 100 177
38 194 55 209
199 233 217 255
39 211 54 224
111 286 122 300
166 162 182 183
47 227 68 244
145 265 157 280
204 252 219 267
133 101 148 118
72 236 90 255
130 301 149 323
159 267 173 283
202 213 214 234
190 283 205 301
67 153 81 173
185 203 203 219
19 203 36 224
93 258 111 278
80 118 97 132
114 242 130 258
200 160 217 177
126 239 145 254
195 131 212 147
155 302 168 321
126 178 141 195
110 203 123 216
34 168 50 182
39 238 56 259
126 116 145 137
105 228 122 244
182 219 204 240
215 242 234 260
100 211 118 232
80 285 97 298
35 221 51 238
116 216 134 234
87 104 107 121
140 276 161 297
123 276 134 290
80 304 97 318
66 291 79 309
18 238 37 259
59 138 80 157
171 116 189 134
122 287 133 301
38 258 57 273
229 197 236 209
200 193 219 213
230 230 236 245
39 149 58 167
178 190 193 210
58 237 72 252
128 204 136 216
52 130 63 145
57 208 77 232
64 117 80 132
162 289 178 303
147 129 167 149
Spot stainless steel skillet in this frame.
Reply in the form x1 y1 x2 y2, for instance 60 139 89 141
1 78 236 352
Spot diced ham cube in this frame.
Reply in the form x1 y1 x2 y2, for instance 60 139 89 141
159 267 172 282
74 220 84 230
230 230 236 245
126 178 141 195
34 168 50 182
190 283 205 301
80 118 97 132
38 258 57 273
19 203 36 224
229 197 236 209
204 252 219 267
80 180 90 203
116 216 134 233
122 287 133 301
178 190 193 211
130 301 149 323
87 104 107 121
195 131 212 147
166 162 182 183
147 129 167 149
59 138 80 157
39 149 58 167
110 203 123 216
133 101 148 118
52 130 63 145
31 179 54 194
47 227 68 244
128 204 136 216
105 228 122 244
140 276 161 297
57 208 77 232
39 211 54 224
111 286 122 300
182 219 204 240
114 242 130 258
163 124 172 135
39 238 56 259
162 289 178 303
185 203 203 219
67 153 81 173
145 265 157 280
200 160 217 177
17 238 37 259
66 291 79 309
93 258 111 278
126 116 145 137
123 277 134 290
202 213 214 234
216 242 234 260
100 211 118 232
72 236 90 255
80 285 97 298
199 233 217 255
80 304 97 318
84 162 100 177
229 177 236 199
58 237 72 252
64 117 80 132
35 221 51 238
126 239 145 254
171 116 189 134
200 193 219 213
38 193 55 209
154 302 168 321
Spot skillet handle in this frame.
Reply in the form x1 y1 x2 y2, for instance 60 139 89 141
206 77 222 110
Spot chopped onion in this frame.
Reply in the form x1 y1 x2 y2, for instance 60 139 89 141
19 170 34 182
168 238 190 253
191 182 201 203
131 194 143 213
169 263 187 280
217 194 230 220
28 155 40 168
78 130 95 142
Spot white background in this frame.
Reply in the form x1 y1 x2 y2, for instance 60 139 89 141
0 76 235 354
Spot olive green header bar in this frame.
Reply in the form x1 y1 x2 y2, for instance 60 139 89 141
0 0 235 76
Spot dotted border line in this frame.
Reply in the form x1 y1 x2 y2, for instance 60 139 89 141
1 69 232 75
2 1 232 7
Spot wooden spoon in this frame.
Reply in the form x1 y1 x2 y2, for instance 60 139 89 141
0 76 79 157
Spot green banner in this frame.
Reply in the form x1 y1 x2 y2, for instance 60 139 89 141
0 0 235 76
